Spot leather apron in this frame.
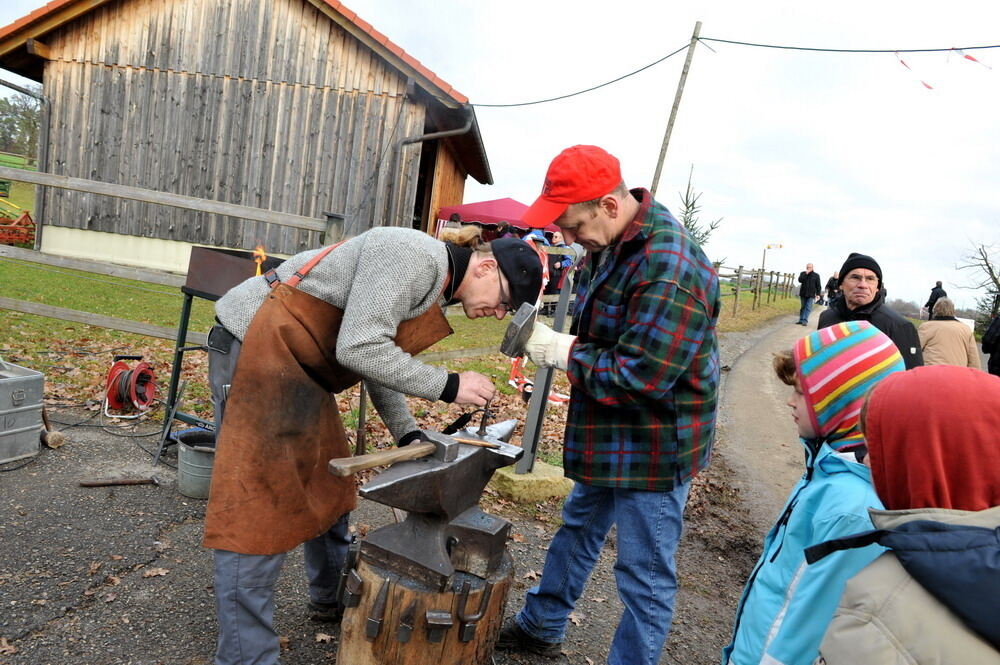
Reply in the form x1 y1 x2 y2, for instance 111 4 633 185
203 271 452 555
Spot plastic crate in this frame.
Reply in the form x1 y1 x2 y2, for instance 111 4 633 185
0 359 43 464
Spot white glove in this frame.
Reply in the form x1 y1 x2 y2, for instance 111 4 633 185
524 321 576 370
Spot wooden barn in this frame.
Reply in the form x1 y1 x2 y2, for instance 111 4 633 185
0 0 490 268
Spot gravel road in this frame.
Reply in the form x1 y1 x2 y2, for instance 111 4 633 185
1 311 816 665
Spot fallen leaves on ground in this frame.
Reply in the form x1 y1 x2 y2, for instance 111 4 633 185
0 637 18 655
315 633 335 643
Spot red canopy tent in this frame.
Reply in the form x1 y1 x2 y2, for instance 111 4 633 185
437 198 559 233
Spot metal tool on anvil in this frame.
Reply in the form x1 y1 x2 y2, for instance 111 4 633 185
328 422 522 590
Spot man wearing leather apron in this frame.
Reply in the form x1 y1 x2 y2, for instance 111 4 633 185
204 226 542 665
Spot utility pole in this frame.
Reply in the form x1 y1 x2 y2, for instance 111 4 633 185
651 21 702 197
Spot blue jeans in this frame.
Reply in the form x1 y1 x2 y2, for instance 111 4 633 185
798 296 815 324
516 480 691 665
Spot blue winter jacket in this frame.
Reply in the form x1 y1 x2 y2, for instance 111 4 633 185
722 442 886 665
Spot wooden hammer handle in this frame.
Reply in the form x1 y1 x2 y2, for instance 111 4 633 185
327 441 436 477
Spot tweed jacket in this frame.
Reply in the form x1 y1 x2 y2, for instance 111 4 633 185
917 318 981 368
215 227 450 438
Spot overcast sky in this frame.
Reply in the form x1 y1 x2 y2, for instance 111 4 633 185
3 0 998 308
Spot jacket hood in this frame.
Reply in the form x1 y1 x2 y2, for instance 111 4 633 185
865 365 1000 511
794 321 905 451
871 506 1000 649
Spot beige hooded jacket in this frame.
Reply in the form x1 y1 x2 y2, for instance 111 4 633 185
815 505 1000 665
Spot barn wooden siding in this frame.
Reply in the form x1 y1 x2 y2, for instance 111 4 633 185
425 141 466 234
40 0 426 255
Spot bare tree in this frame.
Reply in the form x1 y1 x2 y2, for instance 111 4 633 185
677 165 722 247
958 242 1000 291
957 241 1000 327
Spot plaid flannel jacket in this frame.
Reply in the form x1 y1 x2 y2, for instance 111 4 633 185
565 188 720 491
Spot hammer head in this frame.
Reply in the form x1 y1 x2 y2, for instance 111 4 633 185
421 431 459 463
500 302 537 357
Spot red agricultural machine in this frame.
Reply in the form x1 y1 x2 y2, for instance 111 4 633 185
0 180 34 246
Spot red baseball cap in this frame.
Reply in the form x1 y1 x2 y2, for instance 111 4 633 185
522 145 622 228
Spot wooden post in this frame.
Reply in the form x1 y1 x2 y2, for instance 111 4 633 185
339 556 514 665
768 270 776 303
733 265 743 317
651 21 702 197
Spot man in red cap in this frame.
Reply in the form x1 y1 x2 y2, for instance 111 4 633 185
496 145 721 663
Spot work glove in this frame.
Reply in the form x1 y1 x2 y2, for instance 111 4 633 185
524 321 576 371
397 430 433 447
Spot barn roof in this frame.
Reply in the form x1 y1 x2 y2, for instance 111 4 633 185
0 0 492 183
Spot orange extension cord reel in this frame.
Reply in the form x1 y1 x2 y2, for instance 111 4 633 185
104 355 158 419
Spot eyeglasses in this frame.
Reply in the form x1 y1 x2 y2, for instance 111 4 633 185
498 277 515 314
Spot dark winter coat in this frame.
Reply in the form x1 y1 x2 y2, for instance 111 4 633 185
818 293 923 369
983 315 1000 377
925 285 947 314
825 276 838 298
798 271 822 299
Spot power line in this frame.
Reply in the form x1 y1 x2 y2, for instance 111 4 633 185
470 38 1000 110
698 37 1000 54
472 43 690 108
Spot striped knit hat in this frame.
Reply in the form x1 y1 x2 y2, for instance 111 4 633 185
793 321 905 450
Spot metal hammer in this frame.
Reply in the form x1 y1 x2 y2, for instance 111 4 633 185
499 302 537 357
328 431 459 477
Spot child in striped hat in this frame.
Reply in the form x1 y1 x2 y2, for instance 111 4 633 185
722 320 906 665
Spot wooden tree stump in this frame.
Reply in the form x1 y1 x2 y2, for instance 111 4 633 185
338 553 514 665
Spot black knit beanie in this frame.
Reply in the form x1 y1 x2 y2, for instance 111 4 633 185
837 253 882 287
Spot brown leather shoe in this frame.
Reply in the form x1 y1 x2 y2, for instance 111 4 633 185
495 620 562 658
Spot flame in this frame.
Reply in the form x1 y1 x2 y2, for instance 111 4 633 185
253 245 266 276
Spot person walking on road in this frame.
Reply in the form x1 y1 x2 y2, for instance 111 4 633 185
494 144 721 665
981 313 1000 377
797 263 822 325
924 280 947 319
917 298 980 368
818 253 923 369
825 271 840 305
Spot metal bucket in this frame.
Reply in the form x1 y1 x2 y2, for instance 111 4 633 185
175 430 215 499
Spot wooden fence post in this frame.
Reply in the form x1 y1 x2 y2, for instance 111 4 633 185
733 265 743 317
751 270 760 310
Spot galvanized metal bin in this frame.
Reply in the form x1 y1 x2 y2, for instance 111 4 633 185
0 359 44 464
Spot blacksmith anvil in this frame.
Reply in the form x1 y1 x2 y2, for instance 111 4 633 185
329 422 523 590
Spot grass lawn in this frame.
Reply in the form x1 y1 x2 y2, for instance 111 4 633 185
0 153 37 216
1 180 37 216
0 256 798 461
0 152 34 169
